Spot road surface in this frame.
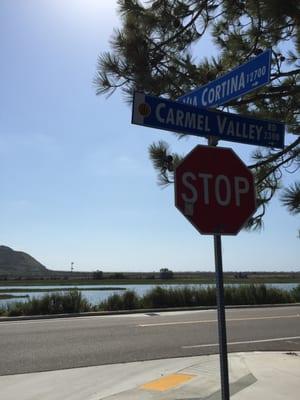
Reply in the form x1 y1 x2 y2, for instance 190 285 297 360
0 306 299 376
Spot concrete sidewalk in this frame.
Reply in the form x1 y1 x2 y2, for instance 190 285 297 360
0 352 299 399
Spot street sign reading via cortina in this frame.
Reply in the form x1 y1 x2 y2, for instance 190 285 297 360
178 49 272 108
132 92 285 149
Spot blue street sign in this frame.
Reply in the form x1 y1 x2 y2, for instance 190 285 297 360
178 49 272 108
132 92 285 149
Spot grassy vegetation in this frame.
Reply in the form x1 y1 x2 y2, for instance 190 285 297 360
0 290 91 316
292 284 300 302
100 284 298 311
1 284 299 317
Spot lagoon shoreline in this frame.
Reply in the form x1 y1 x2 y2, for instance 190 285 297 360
1 283 300 317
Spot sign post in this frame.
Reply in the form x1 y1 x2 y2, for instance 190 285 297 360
131 48 282 400
209 137 229 400
175 145 256 400
214 233 229 400
175 50 271 399
208 136 230 400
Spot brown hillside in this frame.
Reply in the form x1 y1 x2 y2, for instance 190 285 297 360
0 245 49 276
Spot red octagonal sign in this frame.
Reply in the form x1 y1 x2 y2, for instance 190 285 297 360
175 145 256 235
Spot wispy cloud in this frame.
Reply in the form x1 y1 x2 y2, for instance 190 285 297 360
0 132 61 158
82 150 152 178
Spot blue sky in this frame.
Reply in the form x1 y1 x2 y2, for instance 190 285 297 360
0 0 299 272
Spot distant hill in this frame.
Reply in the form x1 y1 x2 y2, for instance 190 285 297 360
0 246 50 277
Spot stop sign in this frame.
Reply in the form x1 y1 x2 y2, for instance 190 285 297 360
175 145 256 235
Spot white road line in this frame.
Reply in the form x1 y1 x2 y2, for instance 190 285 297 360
0 317 99 326
0 314 128 326
138 314 300 327
182 336 300 349
0 312 161 327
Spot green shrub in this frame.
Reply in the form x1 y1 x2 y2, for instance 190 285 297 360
99 284 296 311
291 284 300 302
224 284 294 305
143 286 173 308
110 273 126 279
159 268 174 279
100 292 135 311
93 270 103 279
122 290 140 309
264 286 294 304
6 290 91 316
101 290 140 310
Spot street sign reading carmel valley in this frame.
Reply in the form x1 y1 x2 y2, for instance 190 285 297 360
178 49 272 108
132 92 285 148
175 146 256 235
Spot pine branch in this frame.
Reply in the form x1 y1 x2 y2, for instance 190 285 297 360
248 137 300 169
281 182 300 214
95 0 300 234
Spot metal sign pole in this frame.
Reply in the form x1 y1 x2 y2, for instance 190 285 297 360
208 136 230 400
214 234 230 400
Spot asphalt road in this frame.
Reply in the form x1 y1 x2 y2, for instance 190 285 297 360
0 306 300 376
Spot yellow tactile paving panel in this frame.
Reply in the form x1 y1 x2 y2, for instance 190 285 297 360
141 373 196 392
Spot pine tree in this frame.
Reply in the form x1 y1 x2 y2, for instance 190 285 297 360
94 0 300 233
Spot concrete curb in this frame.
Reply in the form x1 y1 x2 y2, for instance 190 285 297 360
1 352 299 400
1 302 300 322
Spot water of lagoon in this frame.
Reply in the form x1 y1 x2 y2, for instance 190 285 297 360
0 283 298 307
